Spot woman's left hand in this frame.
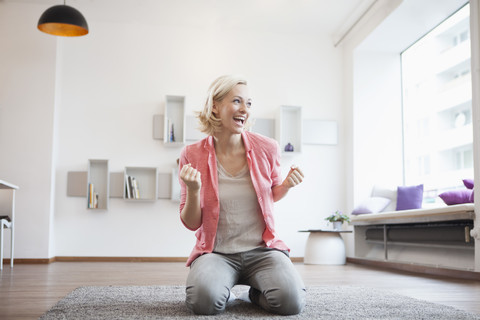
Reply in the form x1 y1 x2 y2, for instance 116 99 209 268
282 165 304 188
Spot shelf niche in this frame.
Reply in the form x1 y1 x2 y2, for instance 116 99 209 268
87 159 109 210
124 167 158 201
277 105 302 154
164 95 185 146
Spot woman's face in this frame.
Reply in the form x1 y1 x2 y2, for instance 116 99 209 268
212 84 252 134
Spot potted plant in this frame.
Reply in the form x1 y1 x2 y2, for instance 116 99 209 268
325 211 350 231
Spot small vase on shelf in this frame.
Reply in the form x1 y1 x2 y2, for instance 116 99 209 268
284 142 294 152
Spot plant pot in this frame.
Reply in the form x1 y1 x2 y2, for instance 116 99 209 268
333 221 343 231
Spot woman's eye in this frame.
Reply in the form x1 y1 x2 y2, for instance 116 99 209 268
233 99 240 103
246 102 252 108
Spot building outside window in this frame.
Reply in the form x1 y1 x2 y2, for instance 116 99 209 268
401 3 472 204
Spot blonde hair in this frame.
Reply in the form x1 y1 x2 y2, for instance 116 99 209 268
197 75 248 135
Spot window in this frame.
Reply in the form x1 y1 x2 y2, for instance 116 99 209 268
401 4 472 204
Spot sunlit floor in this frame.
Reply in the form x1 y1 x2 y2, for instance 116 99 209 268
1 262 480 319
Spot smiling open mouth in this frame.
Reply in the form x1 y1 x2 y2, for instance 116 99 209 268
233 116 245 125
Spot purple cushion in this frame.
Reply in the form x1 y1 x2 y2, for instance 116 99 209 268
439 189 473 205
463 179 474 189
469 189 474 203
396 184 423 211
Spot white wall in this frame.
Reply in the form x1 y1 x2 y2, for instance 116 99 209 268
0 2 57 259
2 0 470 262
352 50 404 204
48 6 346 258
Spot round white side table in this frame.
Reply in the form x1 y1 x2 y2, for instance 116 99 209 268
299 230 352 265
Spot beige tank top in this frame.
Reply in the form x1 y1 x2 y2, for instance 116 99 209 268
213 161 266 254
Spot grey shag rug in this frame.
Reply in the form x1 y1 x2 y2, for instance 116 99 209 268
40 285 480 319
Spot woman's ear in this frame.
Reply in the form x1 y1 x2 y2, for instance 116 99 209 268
212 103 219 116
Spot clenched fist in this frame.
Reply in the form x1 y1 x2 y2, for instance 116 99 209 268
180 163 202 191
282 165 304 189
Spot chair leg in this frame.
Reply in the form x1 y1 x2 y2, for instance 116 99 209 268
1 222 4 271
10 223 14 268
10 189 15 268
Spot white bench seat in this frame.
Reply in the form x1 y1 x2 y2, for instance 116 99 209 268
351 203 476 271
350 203 475 226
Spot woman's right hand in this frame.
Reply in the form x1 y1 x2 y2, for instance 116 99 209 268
180 163 202 191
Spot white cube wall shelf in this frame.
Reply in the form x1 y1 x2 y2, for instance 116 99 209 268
277 105 302 154
87 159 109 210
124 167 158 201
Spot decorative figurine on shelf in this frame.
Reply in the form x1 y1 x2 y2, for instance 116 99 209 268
170 123 175 142
284 142 294 152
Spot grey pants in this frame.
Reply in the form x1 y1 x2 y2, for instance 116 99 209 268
185 247 306 315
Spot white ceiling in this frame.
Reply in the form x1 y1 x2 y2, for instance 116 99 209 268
7 0 469 51
358 0 469 52
7 0 372 36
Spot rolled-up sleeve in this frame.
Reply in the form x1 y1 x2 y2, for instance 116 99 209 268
271 141 282 187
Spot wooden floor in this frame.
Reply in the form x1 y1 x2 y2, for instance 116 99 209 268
1 261 480 319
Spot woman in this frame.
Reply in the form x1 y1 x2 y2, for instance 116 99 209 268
178 75 305 315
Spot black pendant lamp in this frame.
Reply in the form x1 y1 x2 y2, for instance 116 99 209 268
37 1 89 37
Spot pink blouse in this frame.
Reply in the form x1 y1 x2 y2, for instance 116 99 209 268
179 131 289 266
